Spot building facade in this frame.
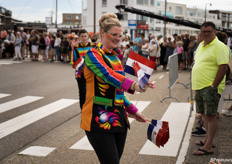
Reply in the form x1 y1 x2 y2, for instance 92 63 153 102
62 13 82 25
0 6 22 29
82 0 231 39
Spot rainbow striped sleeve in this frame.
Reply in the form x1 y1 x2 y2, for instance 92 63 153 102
85 48 126 88
124 95 138 114
71 46 79 66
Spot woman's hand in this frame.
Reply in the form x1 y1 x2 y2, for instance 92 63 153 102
134 111 146 122
130 81 154 92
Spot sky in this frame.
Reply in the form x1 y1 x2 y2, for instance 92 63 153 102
0 0 231 24
0 0 82 23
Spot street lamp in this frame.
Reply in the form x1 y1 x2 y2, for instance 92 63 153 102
205 3 212 22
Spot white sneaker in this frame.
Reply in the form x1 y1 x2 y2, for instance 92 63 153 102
222 109 232 116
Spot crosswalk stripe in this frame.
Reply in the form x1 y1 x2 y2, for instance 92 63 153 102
0 96 44 114
0 93 11 99
0 99 78 139
19 146 56 157
139 102 190 157
69 101 151 150
158 75 164 79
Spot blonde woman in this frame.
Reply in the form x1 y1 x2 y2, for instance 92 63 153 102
14 32 22 60
81 13 152 163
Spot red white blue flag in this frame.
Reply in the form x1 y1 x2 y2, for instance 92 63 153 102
147 119 169 147
133 62 149 89
124 51 156 78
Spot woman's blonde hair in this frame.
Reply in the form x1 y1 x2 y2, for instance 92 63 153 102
99 13 122 32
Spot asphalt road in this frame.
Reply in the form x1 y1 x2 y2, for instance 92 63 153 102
0 59 193 164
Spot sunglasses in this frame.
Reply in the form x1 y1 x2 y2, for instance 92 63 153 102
110 33 123 38
201 30 214 34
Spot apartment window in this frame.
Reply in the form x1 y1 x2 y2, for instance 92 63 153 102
137 0 143 5
155 27 161 32
143 16 148 21
121 13 128 21
83 0 87 10
136 14 142 20
102 0 107 6
144 0 148 5
66 15 71 19
176 6 183 15
76 15 80 20
150 0 154 6
120 0 128 5
150 18 154 23
83 13 87 25
102 12 107 15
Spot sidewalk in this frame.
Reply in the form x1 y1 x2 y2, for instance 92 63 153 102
184 84 232 164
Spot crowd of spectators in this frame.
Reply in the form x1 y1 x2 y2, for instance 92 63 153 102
1 27 231 75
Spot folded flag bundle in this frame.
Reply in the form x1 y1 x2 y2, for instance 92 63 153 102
147 119 169 147
133 62 149 89
124 51 156 79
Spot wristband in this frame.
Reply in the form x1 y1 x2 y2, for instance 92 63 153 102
133 82 137 91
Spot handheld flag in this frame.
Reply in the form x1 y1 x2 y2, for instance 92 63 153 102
147 119 170 147
124 51 156 78
133 62 149 89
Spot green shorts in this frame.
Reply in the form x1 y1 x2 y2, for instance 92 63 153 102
195 86 221 116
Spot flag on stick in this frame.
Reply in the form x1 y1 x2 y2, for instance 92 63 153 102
147 119 170 147
133 62 149 89
124 51 156 78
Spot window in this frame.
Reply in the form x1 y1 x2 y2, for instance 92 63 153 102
176 6 183 15
150 0 154 6
83 0 87 10
102 0 107 6
76 15 80 20
144 0 148 5
66 15 72 19
83 13 87 25
143 16 148 21
121 13 128 21
120 0 128 5
150 18 154 23
137 0 143 5
136 14 142 20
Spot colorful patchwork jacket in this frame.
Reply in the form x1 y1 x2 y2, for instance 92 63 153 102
81 42 139 133
71 42 95 78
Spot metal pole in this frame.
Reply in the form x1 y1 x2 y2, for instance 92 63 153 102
204 4 207 22
205 3 212 22
164 0 167 37
93 0 96 33
55 0 58 28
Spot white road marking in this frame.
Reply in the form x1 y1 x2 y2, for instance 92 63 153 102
139 102 190 157
176 104 196 164
69 101 151 150
0 96 43 114
0 99 78 139
158 75 164 79
0 93 11 99
19 146 56 157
